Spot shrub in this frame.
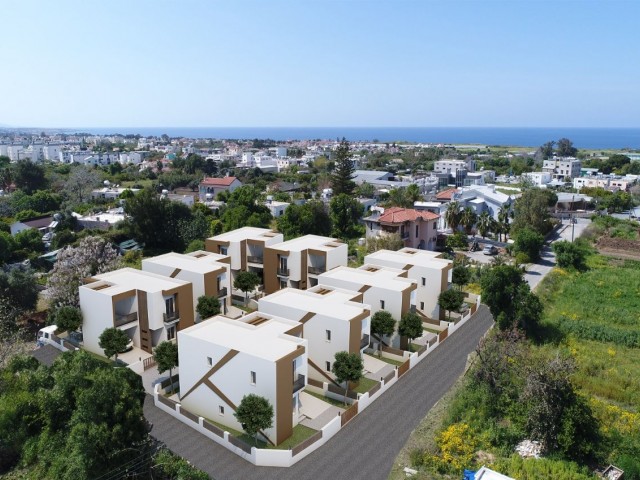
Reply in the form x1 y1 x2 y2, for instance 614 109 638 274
446 231 468 249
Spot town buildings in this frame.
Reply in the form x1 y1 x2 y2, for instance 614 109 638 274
364 207 439 250
198 176 242 201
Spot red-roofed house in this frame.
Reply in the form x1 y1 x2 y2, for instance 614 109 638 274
435 187 458 202
198 176 242 201
364 207 440 250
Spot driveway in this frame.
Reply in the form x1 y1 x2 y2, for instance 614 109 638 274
143 306 495 480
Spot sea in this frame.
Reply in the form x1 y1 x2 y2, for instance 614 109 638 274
73 127 639 150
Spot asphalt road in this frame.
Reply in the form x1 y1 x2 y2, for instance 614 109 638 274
144 306 495 480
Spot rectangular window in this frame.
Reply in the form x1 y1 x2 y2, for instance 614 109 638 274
380 300 385 310
220 246 227 255
433 222 437 229
250 371 256 385
326 330 331 342
421 277 426 286
325 361 331 371
207 356 212 366
218 405 224 415
167 325 176 341
420 302 425 310
415 225 419 238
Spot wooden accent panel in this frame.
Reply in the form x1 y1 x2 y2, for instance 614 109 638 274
308 358 340 386
340 402 358 426
240 240 247 271
137 290 151 353
169 268 181 278
275 349 297 445
398 359 410 377
358 285 371 293
299 312 316 324
300 249 307 290
180 349 239 400
263 247 279 294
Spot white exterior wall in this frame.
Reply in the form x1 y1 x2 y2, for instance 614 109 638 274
410 266 443 319
303 314 352 382
325 244 349 271
287 250 302 282
79 287 120 355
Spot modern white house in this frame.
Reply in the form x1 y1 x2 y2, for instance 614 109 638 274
258 287 371 384
542 158 581 180
365 248 453 320
205 227 284 290
177 312 308 445
522 171 552 186
318 265 416 348
198 176 242 201
142 251 232 321
79 268 194 356
263 235 348 294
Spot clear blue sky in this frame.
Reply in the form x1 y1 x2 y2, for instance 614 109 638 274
1 0 638 128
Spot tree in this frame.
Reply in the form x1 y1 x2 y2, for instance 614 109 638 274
460 207 477 235
234 394 274 445
438 289 464 320
444 200 462 231
47 236 120 307
330 193 362 240
556 138 578 157
330 139 355 196
65 167 102 204
513 227 545 262
98 327 130 363
276 201 332 239
398 312 423 351
370 310 395 356
13 159 47 194
365 232 404 253
53 306 83 332
14 227 45 255
233 271 260 306
0 268 38 312
356 181 375 198
451 265 471 291
538 141 555 160
154 341 179 394
476 211 492 239
196 295 221 320
0 232 16 264
220 186 272 231
179 210 210 248
497 206 511 242
511 188 557 236
552 240 589 271
332 351 364 404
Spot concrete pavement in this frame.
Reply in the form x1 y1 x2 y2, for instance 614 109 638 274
143 306 495 480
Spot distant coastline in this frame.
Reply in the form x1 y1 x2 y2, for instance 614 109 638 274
3 126 639 150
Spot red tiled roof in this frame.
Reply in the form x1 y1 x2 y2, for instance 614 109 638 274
200 176 238 186
378 207 439 224
436 188 458 200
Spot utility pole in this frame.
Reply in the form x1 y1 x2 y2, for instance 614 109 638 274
571 194 575 242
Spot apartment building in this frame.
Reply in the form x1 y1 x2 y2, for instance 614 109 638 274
318 265 416 348
364 207 439 250
263 235 348 294
178 313 308 445
259 287 370 384
365 248 452 320
542 158 581 180
79 268 194 356
142 251 232 321
205 227 284 288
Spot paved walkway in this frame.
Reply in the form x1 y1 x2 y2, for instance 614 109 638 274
143 306 494 480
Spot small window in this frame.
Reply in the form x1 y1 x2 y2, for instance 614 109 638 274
415 225 419 238
325 361 331 371
207 356 212 366
326 329 331 341
421 277 426 287
380 300 385 310
250 371 256 385
218 405 224 415
433 222 437 229
420 302 425 310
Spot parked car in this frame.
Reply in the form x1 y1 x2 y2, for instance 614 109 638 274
482 245 498 255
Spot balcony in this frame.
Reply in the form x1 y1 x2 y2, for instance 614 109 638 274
277 268 290 277
292 374 305 393
360 334 370 350
307 266 326 275
163 312 180 324
247 255 263 264
217 287 228 298
114 312 138 328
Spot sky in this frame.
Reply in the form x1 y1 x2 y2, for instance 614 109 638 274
0 0 639 128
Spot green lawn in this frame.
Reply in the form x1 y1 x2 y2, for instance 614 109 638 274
354 377 379 394
305 390 346 408
203 418 317 450
365 352 403 367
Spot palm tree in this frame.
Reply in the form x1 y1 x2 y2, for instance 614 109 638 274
405 184 421 206
477 211 492 239
460 207 477 235
444 201 462 232
497 206 511 242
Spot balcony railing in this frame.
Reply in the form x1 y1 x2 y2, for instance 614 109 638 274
247 255 263 264
277 268 290 277
163 312 179 324
217 287 228 298
115 312 138 328
292 374 306 393
307 266 326 275
360 334 370 350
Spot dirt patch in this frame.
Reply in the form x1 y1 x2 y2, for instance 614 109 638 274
596 237 640 261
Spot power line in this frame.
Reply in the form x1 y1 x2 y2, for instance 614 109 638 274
92 451 152 480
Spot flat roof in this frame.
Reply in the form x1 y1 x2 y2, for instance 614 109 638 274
180 313 304 361
268 234 342 252
307 284 362 303
319 265 416 292
209 227 280 243
84 268 189 296
366 248 451 270
261 288 366 321
143 251 227 275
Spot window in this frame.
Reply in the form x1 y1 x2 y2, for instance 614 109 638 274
421 277 426 286
433 222 437 229
207 356 212 366
250 371 256 385
167 325 176 341
325 361 331 372
380 300 385 310
218 405 224 415
220 246 227 255
326 330 331 342
280 280 287 289
420 302 425 310
415 225 419 238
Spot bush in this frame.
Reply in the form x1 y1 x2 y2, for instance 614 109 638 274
513 227 544 261
446 231 468 249
553 240 590 271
